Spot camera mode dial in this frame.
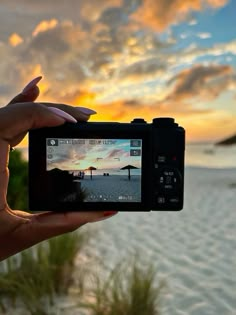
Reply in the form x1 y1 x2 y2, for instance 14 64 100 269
153 117 178 127
131 118 147 124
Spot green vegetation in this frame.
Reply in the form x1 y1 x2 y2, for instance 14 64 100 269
0 232 87 315
80 256 165 315
0 247 165 315
7 149 28 210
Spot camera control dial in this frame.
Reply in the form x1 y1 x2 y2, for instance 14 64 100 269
131 118 147 124
157 167 181 192
153 117 178 127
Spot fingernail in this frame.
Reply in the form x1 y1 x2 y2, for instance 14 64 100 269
76 107 97 115
22 76 42 95
103 211 118 217
90 211 118 223
47 107 77 123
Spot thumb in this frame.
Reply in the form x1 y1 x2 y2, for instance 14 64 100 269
8 76 42 105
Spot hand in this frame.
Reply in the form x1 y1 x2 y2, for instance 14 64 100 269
0 77 117 261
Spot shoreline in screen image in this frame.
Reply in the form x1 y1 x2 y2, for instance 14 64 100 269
46 138 142 203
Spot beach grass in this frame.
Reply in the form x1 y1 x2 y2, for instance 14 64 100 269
0 231 89 315
0 237 165 315
79 255 165 315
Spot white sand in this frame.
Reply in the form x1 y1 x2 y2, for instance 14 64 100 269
82 166 236 315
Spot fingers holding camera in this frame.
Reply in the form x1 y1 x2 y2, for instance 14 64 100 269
7 76 97 122
32 210 118 234
0 103 77 146
8 76 42 105
0 103 78 209
41 103 97 122
0 211 117 260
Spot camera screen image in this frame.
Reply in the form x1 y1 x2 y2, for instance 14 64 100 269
46 138 142 203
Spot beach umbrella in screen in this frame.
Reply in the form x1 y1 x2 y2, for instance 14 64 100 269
86 166 97 179
120 165 138 180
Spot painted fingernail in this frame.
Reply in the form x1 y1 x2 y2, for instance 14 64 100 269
103 211 118 217
76 107 97 115
90 211 118 223
47 107 77 123
22 76 42 95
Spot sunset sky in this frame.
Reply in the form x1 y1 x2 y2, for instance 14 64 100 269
47 139 142 173
0 0 236 143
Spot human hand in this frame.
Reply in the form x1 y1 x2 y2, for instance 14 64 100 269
0 77 117 261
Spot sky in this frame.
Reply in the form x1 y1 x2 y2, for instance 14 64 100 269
0 0 236 143
47 138 142 174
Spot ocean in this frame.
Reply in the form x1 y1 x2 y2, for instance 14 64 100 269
185 143 236 169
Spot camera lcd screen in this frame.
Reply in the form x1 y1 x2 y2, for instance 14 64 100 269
46 138 142 203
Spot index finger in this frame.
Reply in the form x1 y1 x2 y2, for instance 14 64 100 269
8 86 40 104
8 76 42 105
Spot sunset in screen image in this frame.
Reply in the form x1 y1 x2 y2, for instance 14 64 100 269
0 0 235 144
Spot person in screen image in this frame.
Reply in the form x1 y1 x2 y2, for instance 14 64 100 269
0 76 118 261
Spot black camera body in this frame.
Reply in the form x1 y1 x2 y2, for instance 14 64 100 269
29 117 185 211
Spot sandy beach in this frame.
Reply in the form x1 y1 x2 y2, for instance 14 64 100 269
81 166 236 315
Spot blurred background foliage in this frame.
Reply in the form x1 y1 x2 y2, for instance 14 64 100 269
7 149 28 210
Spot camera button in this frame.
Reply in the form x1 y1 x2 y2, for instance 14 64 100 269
156 196 166 204
168 197 180 204
156 155 167 163
157 167 181 193
131 118 147 123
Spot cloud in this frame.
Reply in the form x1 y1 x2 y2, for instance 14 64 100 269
50 149 74 164
99 6 128 29
106 149 127 159
119 57 167 80
196 32 212 39
180 33 189 39
90 95 215 125
0 84 12 96
131 0 228 31
166 64 234 102
189 19 197 25
8 33 24 47
32 19 58 36
0 0 122 43
0 0 235 144
164 39 236 70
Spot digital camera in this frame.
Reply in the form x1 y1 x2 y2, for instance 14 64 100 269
28 117 185 211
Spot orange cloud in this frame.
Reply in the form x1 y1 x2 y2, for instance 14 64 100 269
9 33 23 47
33 19 58 37
74 90 97 107
131 0 228 31
80 0 123 21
